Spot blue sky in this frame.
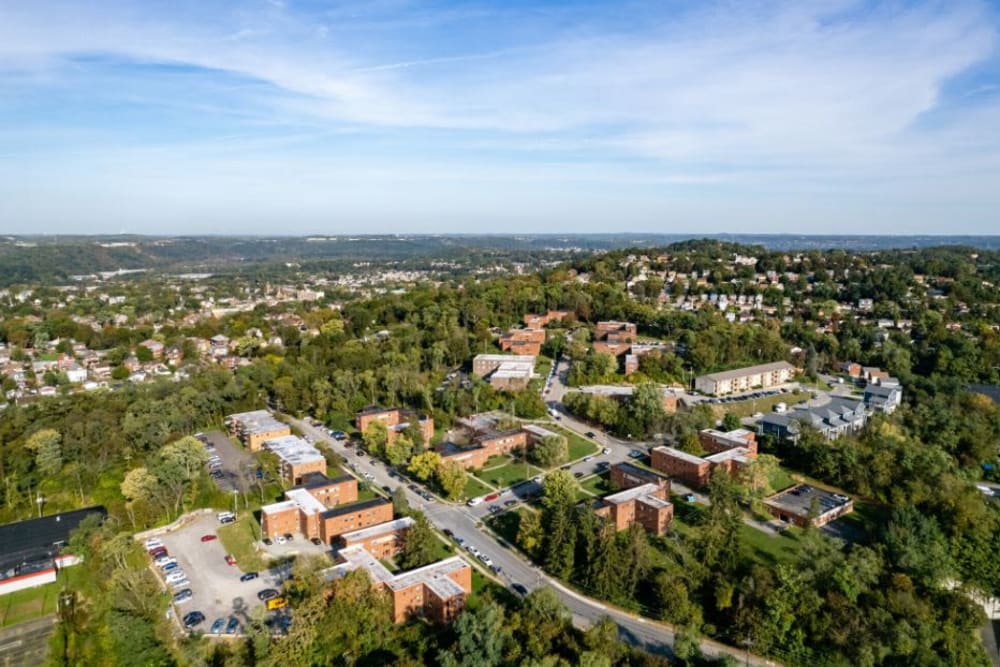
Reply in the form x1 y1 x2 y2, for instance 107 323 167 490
1 0 998 235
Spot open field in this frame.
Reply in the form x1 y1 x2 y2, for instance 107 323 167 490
217 514 268 572
474 461 542 489
549 426 600 461
463 475 495 499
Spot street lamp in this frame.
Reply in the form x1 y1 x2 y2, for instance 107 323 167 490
232 489 239 516
36 494 45 518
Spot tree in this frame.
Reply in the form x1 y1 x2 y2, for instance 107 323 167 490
385 432 414 467
392 486 410 516
399 513 438 570
882 506 952 585
736 453 781 499
530 434 568 468
26 428 62 476
517 588 571 660
722 412 742 431
408 451 441 481
439 600 508 667
541 470 578 510
363 421 388 457
436 461 467 499
516 510 545 558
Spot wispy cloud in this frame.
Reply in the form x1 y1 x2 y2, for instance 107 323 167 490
0 0 997 233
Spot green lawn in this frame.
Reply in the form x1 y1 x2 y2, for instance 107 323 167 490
549 426 599 462
474 461 542 489
579 472 613 497
463 475 495 499
481 455 512 469
768 468 796 493
0 566 86 627
217 514 268 572
739 523 804 567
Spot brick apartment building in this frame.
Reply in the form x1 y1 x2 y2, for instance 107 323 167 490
609 462 672 492
262 435 328 485
226 410 291 451
438 414 559 470
339 517 414 560
594 483 673 535
651 428 757 488
261 474 394 543
355 407 434 448
499 328 546 356
595 321 638 344
523 311 570 328
330 546 471 623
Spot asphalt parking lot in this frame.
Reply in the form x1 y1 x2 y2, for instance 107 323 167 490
259 536 333 560
154 513 290 635
202 430 256 492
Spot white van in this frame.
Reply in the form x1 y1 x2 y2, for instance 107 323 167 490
217 511 236 523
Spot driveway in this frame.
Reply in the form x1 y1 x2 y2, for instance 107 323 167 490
155 513 291 635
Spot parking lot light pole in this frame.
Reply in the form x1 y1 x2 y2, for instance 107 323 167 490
232 489 239 516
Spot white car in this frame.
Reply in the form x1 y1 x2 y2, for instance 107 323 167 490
156 557 177 569
144 538 164 550
170 578 190 590
165 570 188 583
602 448 611 455
275 535 287 545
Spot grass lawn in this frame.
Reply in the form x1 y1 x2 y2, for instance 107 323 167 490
740 523 804 567
217 514 268 573
481 455 512 469
549 426 599 462
0 567 86 627
356 485 381 502
711 390 811 419
579 472 612 497
463 475 495 499
474 461 542 489
768 467 796 493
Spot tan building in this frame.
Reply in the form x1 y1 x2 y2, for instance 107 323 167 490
328 545 471 623
262 435 327 485
694 361 796 396
355 407 434 448
594 483 673 535
226 410 291 451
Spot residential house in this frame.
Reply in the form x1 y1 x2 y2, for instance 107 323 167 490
758 397 867 442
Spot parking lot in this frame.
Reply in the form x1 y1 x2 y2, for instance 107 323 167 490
153 512 291 635
201 430 257 492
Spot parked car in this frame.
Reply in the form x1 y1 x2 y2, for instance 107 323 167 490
484 493 500 502
224 554 237 566
283 533 294 542
682 493 696 502
173 589 193 604
182 611 205 628
161 561 179 572
225 616 240 634
257 589 280 601
165 570 187 583
586 431 596 438
602 448 611 455
573 472 584 478
262 538 273 546
210 618 226 634
200 534 217 542
311 537 323 546
171 578 190 590
512 583 528 596
149 546 168 559
240 572 259 582
275 535 287 545
144 538 164 551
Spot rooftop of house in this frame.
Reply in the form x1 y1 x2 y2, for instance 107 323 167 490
765 484 851 518
697 361 795 382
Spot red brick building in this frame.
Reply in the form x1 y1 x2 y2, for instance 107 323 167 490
339 517 414 560
698 428 757 456
651 428 756 489
594 483 673 535
499 328 546 356
261 475 393 544
437 415 559 470
356 407 434 448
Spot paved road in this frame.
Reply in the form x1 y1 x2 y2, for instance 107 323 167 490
291 415 781 666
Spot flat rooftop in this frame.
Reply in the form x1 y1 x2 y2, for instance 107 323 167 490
260 499 298 515
321 497 390 519
473 354 536 363
263 435 325 465
603 482 667 505
226 409 287 434
340 517 414 544
697 361 794 382
653 445 707 466
765 484 851 518
285 487 326 516
328 547 469 599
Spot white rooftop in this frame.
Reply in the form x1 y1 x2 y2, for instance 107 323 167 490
260 499 298 515
475 354 536 363
328 546 469 599
226 409 287 434
603 482 668 505
263 435 325 466
653 445 707 466
285 487 326 515
340 517 414 544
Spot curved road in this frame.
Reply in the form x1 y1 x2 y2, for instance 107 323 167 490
291 400 780 666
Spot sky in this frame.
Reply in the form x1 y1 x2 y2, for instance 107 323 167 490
0 0 999 235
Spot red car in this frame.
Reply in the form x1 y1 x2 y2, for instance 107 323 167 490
200 534 218 543
225 554 237 566
149 546 168 558
484 493 500 502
